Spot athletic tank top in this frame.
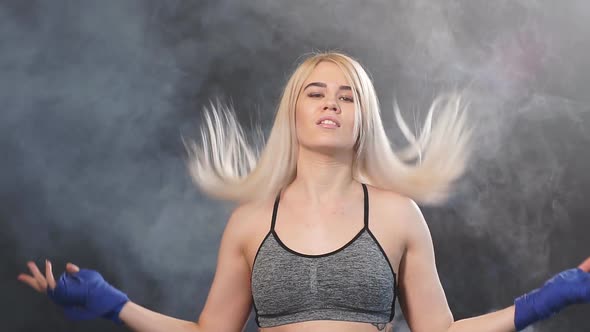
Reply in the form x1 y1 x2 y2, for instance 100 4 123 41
250 183 398 328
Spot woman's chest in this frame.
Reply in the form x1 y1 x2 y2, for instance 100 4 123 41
243 205 407 277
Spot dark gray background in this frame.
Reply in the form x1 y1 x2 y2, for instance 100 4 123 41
2 1 589 331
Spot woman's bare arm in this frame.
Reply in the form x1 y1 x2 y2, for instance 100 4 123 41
18 204 254 332
397 194 590 332
119 301 201 332
397 198 517 332
121 204 255 332
446 306 515 332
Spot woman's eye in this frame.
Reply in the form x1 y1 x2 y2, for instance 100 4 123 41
306 93 353 102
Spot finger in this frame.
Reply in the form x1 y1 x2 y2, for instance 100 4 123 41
17 273 43 292
27 261 48 290
45 260 56 289
66 262 80 273
578 256 590 273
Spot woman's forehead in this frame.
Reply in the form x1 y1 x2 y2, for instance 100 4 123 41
303 61 351 87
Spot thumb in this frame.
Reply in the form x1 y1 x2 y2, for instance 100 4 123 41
66 263 80 273
577 257 590 273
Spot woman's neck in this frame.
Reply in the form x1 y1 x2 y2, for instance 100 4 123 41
286 146 357 205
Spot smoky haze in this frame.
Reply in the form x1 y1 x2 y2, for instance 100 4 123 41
2 1 589 331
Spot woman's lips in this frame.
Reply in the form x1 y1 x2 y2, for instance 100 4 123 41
316 116 341 128
317 122 339 129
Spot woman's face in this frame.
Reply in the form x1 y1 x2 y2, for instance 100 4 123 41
295 61 357 155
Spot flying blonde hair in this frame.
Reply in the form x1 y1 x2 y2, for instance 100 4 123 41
184 52 472 205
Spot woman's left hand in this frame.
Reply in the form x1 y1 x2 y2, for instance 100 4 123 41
514 256 590 331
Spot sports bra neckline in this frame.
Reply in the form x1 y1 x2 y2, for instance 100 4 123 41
269 183 370 258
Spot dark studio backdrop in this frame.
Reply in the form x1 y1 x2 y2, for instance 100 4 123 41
2 1 590 331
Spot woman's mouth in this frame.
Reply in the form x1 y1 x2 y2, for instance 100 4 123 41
316 117 340 128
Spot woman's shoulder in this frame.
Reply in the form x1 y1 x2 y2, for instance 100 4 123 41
232 197 275 220
366 183 418 211
224 198 275 240
365 184 424 233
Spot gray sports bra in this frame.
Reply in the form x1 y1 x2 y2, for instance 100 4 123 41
250 183 398 328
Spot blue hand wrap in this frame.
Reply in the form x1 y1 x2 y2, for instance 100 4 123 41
514 268 590 331
46 269 129 325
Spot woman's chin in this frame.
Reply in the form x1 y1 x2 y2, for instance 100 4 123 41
301 143 354 155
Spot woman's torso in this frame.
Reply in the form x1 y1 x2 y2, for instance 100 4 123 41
240 184 410 332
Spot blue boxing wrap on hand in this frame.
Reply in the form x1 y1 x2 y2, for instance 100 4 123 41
46 269 129 325
514 267 590 331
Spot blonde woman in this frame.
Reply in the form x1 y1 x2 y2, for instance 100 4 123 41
18 52 590 332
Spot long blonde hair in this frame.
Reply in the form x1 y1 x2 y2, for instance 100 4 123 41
184 52 472 205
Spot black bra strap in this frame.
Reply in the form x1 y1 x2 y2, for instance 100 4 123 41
270 192 280 232
362 183 369 229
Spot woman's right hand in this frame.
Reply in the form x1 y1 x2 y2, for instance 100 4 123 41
17 260 61 295
17 260 129 325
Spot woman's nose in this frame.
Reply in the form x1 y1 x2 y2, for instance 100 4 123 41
323 98 340 113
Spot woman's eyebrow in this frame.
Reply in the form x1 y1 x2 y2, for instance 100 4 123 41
303 82 352 91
